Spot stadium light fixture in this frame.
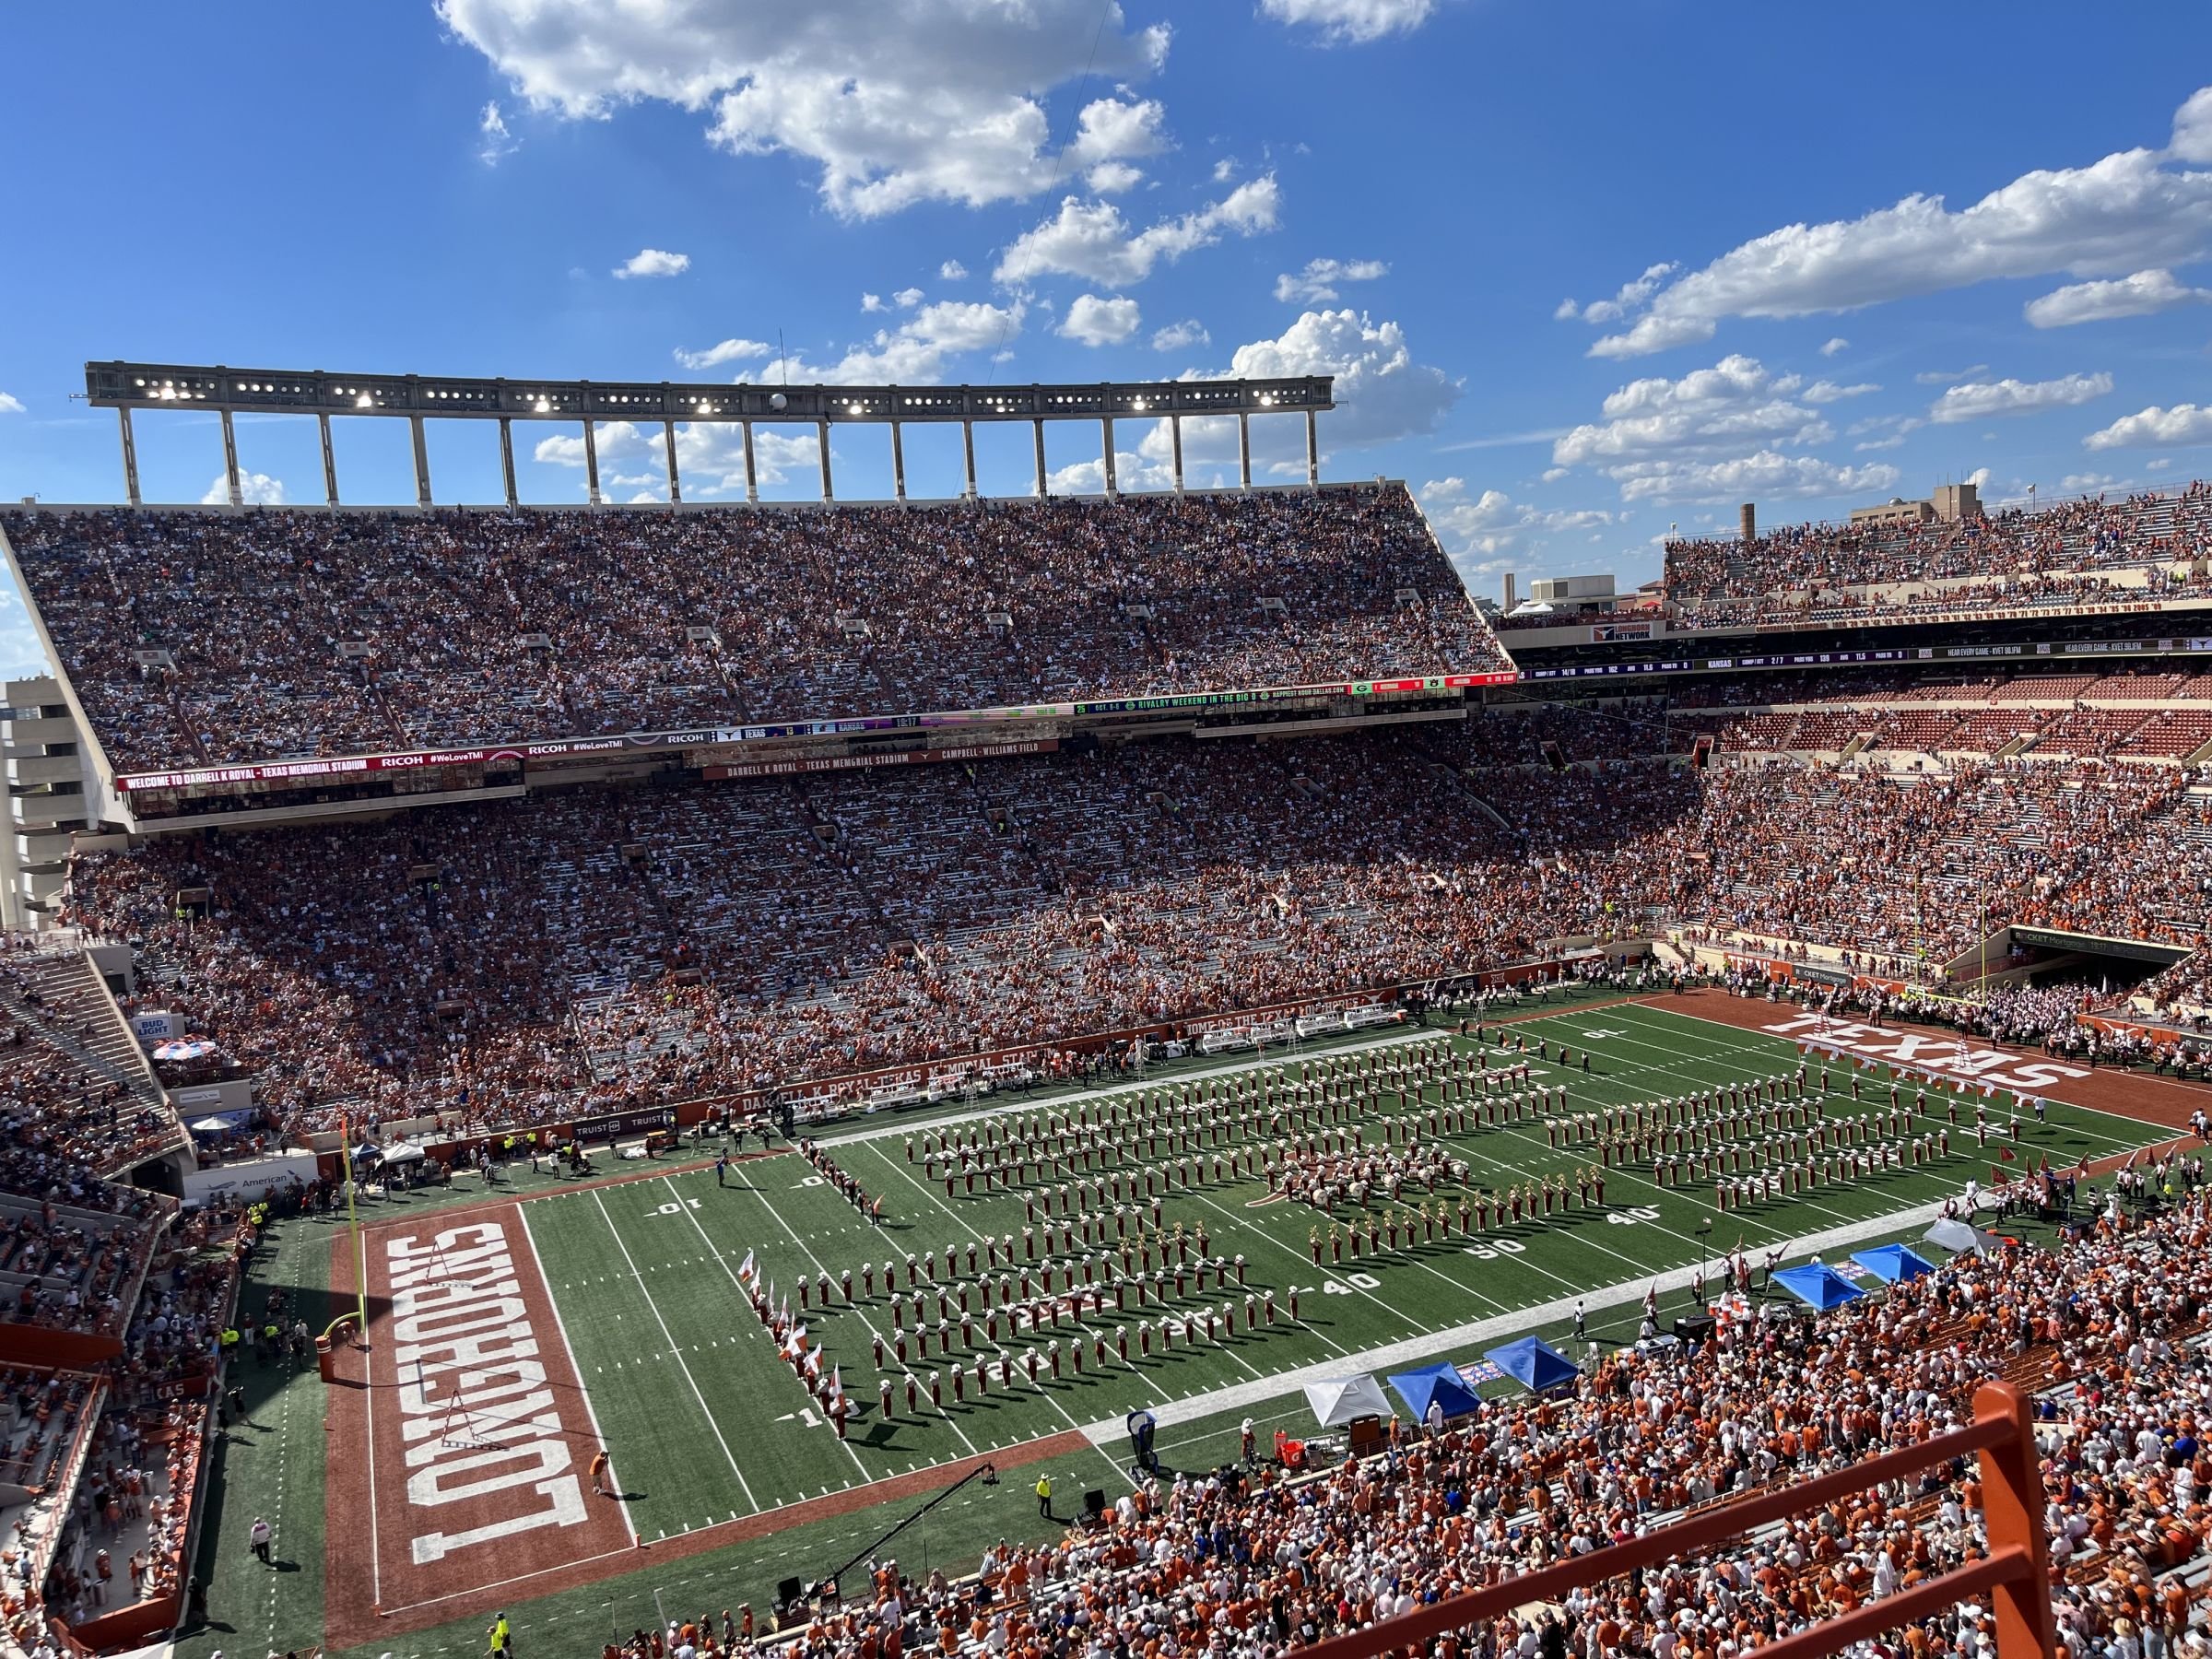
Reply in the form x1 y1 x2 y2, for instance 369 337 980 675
356 394 372 408
535 398 550 413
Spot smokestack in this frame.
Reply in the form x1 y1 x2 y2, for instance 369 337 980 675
1502 572 1516 612
1739 502 1756 542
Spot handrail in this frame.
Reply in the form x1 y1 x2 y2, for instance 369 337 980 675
1294 1381 2053 1659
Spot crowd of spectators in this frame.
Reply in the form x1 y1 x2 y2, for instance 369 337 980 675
60 730 1711 1135
1664 480 2212 627
648 1189 2212 1659
53 713 2212 1139
0 486 1512 775
0 946 182 1180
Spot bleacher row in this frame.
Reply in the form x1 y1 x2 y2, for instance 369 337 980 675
1664 478 2212 625
0 486 1512 776
1697 674 2212 763
40 709 2210 1144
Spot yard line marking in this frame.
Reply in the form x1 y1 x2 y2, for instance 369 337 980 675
518 1206 640 1545
708 1174 974 1476
707 1167 1140 1492
588 1188 759 1512
1076 1187 1957 1441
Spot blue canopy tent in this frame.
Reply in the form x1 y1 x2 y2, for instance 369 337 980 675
1387 1362 1480 1422
1850 1244 1936 1285
1772 1264 1865 1311
1484 1335 1580 1394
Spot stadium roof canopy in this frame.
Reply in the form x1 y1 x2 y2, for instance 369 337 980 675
85 359 1336 509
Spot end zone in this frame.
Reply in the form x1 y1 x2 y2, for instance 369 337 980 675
324 1198 634 1645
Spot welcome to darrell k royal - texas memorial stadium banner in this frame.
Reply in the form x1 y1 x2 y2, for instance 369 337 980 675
109 672 1513 794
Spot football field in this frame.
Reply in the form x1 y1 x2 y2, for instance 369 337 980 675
292 990 2181 1657
519 998 2157 1534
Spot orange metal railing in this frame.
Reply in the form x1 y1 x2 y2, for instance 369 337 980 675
1295 1380 2054 1659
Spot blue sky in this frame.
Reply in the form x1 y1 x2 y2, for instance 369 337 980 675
5 2 2212 675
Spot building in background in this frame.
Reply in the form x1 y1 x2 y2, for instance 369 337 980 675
2 677 93 931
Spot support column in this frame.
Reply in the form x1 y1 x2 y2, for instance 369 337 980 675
1101 417 1117 498
663 420 682 505
117 408 141 509
582 419 602 505
219 409 243 508
817 418 833 500
499 418 519 510
961 419 977 500
741 422 759 503
1237 411 1252 491
409 415 432 508
1170 415 1184 495
1305 408 1319 491
1032 418 1047 498
318 412 338 508
890 421 907 501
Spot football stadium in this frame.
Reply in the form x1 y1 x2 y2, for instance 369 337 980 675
4 13 2212 1659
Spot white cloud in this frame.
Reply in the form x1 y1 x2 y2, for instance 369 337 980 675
0 394 22 415
439 0 1171 219
478 100 519 165
938 259 968 281
994 176 1280 288
673 337 771 371
1551 355 1837 467
1048 450 1171 496
2059 470 2129 493
1605 452 1903 505
1926 371 2112 423
1117 310 1456 484
2174 88 2212 163
861 292 885 312
1060 294 1142 347
200 471 287 507
1541 465 1569 483
2149 457 2174 470
2024 267 2212 327
1065 95 1167 175
1965 466 1994 490
1575 86 2212 357
1418 478 1524 559
1274 257 1388 305
1818 336 1849 357
1259 0 1438 44
1416 478 1619 575
1557 263 1678 327
613 247 689 279
535 420 821 495
752 298 1027 384
1211 158 1237 183
1086 161 1145 194
1193 309 1455 449
2082 403 2212 450
1150 319 1209 352
1915 364 1987 384
1801 380 1878 404
1853 436 1907 452
893 287 924 309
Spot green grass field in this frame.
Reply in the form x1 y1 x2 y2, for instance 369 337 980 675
178 992 2171 1659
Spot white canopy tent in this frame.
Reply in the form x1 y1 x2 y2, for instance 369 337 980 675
1303 1374 1392 1428
1924 1218 2005 1254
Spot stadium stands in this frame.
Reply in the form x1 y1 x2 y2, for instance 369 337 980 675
1663 480 2212 626
0 487 1512 776
53 690 2212 1141
0 948 182 1179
